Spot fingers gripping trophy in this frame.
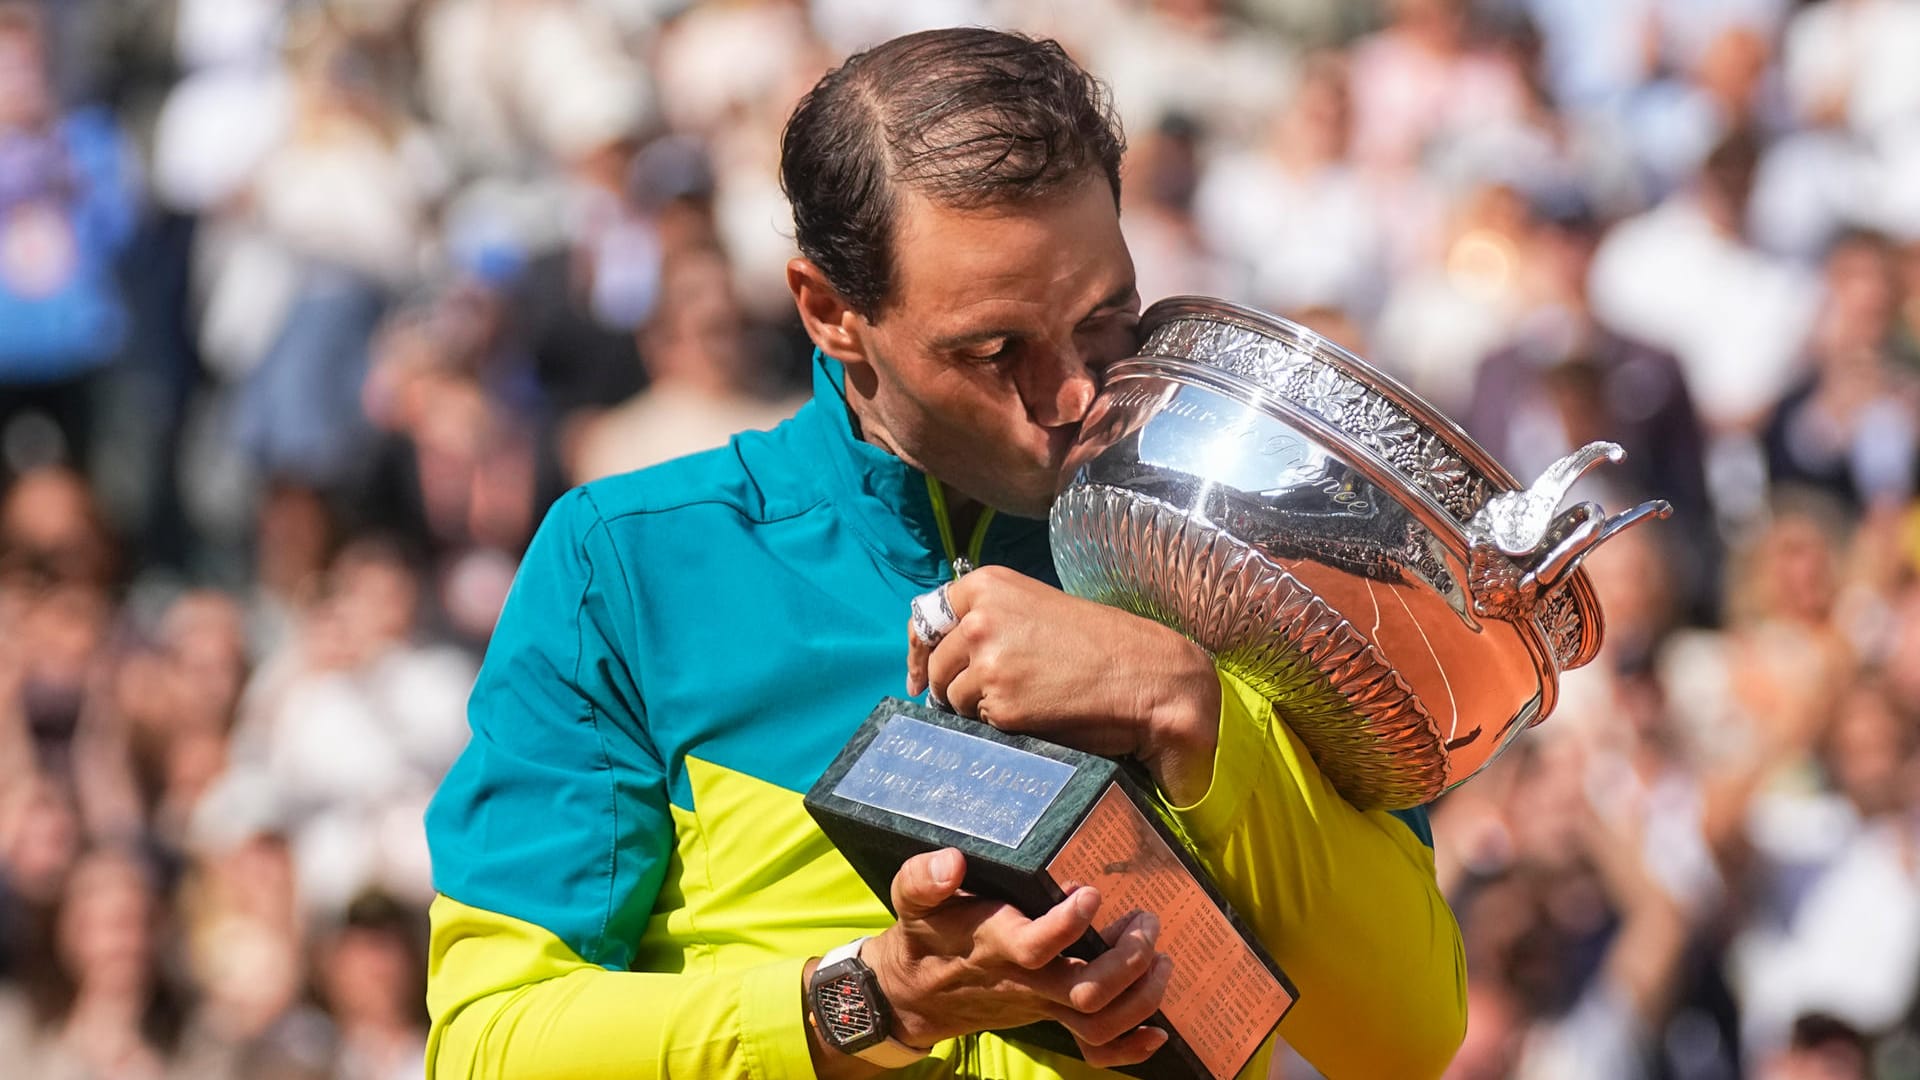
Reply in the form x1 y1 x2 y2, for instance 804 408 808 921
808 297 1670 1079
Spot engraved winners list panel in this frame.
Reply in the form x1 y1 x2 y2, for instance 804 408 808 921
806 698 1297 1080
1047 786 1292 1080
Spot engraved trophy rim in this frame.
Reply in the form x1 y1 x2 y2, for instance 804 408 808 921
1128 295 1607 674
1141 296 1527 494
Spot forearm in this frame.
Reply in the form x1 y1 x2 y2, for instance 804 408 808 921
1165 671 1467 1079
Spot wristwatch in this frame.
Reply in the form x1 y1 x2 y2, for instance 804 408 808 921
806 937 930 1068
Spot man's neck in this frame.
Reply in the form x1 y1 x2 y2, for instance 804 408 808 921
943 490 987 555
843 395 986 561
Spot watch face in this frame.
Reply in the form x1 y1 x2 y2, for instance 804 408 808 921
816 968 882 1049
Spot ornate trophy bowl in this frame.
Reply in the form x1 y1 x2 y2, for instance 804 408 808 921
1050 298 1670 811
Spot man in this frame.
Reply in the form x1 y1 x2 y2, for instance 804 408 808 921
425 28 1465 1079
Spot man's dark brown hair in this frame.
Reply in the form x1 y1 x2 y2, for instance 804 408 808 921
780 28 1125 319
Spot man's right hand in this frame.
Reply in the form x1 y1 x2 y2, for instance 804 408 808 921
865 847 1174 1068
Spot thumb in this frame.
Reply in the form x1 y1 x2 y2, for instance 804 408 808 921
891 847 966 919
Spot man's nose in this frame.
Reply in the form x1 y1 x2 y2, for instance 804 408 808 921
1022 346 1099 428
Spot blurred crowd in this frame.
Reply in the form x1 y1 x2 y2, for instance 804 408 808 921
0 0 1916 1077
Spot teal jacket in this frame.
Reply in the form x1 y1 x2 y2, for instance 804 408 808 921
423 354 1465 1079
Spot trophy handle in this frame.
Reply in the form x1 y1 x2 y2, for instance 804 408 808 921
1466 443 1673 622
1530 499 1670 591
1470 442 1623 557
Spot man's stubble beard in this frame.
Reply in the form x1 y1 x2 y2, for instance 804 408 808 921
848 362 1067 520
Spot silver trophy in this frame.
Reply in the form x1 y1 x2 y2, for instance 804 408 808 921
1051 298 1670 811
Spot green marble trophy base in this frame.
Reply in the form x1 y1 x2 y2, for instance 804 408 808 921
804 697 1297 1080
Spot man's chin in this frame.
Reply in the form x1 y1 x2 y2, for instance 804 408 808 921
943 461 1067 521
996 479 1064 521
998 498 1055 521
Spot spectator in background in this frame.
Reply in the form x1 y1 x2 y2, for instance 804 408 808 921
457 15 670 434
230 16 446 495
0 846 184 1080
1432 15 1646 224
1759 1013 1872 1080
315 892 427 1080
567 246 802 484
1723 677 1920 1062
205 538 470 920
1347 0 1529 176
1519 0 1656 112
0 775 78 983
653 0 816 140
1591 128 1819 438
418 0 654 180
0 464 117 592
1194 52 1386 319
1749 70 1868 263
1440 735 1690 1080
1371 181 1531 413
0 510 116 797
1712 507 1857 761
358 280 546 644
149 0 290 222
1764 230 1920 511
654 0 828 321
1119 112 1239 306
0 2 136 476
172 830 323 1080
1620 22 1775 197
360 287 542 561
1747 0 1920 263
1084 0 1297 147
1781 0 1920 147
228 481 337 692
1589 126 1822 533
90 590 250 848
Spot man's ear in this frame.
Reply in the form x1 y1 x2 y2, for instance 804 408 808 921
787 258 867 365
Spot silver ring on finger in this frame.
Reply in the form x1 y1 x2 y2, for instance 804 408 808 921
909 583 959 647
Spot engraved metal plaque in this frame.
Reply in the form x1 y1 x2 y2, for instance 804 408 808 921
830 714 1075 848
1049 785 1292 1080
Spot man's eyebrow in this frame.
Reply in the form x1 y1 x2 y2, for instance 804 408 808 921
1081 281 1139 320
927 325 1024 352
927 282 1138 351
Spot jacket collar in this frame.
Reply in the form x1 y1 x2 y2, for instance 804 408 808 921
797 351 1052 586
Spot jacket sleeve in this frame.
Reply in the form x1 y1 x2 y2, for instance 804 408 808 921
422 488 818 1079
426 896 817 1079
1171 671 1468 1079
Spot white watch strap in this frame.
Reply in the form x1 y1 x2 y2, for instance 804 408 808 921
821 937 866 970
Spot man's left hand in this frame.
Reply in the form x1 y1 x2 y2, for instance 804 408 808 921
906 567 1221 805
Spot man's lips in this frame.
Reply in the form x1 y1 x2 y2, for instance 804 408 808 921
1044 424 1081 468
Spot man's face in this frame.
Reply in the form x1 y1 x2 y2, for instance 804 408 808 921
846 175 1140 518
